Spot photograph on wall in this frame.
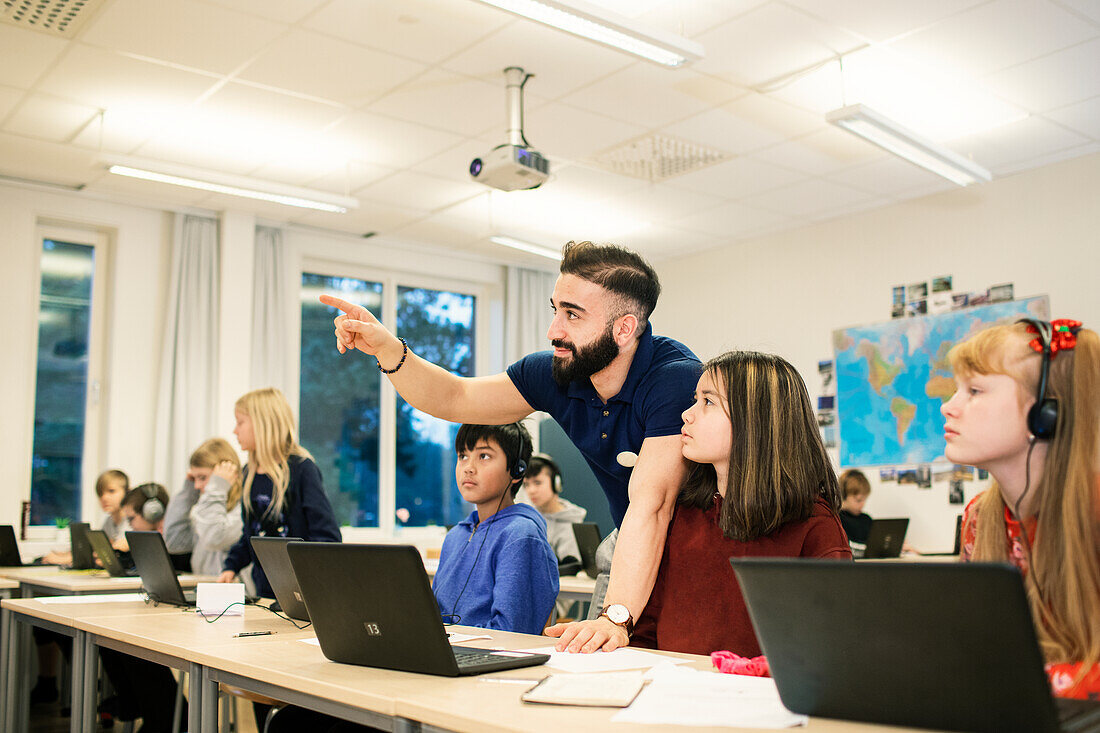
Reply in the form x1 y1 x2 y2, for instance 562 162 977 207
822 426 839 449
892 303 906 319
832 296 1050 466
916 464 932 488
969 290 990 306
879 468 897 482
907 281 929 300
897 469 918 485
817 410 836 427
818 360 835 393
932 464 953 482
978 469 989 480
952 465 975 481
905 300 928 317
949 480 966 505
818 395 835 410
929 292 953 314
989 283 1014 303
932 276 953 292
952 293 970 310
892 285 906 305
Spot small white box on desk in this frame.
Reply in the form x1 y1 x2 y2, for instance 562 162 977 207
196 582 245 616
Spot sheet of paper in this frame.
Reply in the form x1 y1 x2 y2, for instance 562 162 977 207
612 665 807 729
522 671 645 707
36 593 147 604
526 646 689 673
300 638 321 646
446 632 492 644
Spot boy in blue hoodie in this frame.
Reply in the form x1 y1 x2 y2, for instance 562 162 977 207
432 422 559 635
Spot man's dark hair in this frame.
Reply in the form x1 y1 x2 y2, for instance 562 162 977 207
454 423 533 497
560 241 661 333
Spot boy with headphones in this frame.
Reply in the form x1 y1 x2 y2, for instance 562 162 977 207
431 423 559 635
121 483 170 532
520 454 587 571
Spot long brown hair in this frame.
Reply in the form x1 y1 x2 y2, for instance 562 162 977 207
948 321 1100 671
680 351 841 541
189 437 242 510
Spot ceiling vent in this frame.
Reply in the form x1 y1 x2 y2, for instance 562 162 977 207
590 134 729 182
2 0 107 38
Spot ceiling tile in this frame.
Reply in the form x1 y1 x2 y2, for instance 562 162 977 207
264 160 395 193
3 94 100 142
826 155 952 198
667 156 805 198
0 85 25 120
1045 94 1100 139
782 0 989 44
621 224 726 261
596 178 728 224
1054 0 1100 24
410 136 498 183
982 38 1100 112
0 131 99 186
391 217 487 250
441 20 635 100
739 177 876 217
545 163 645 202
887 0 1098 78
296 201 427 234
0 24 69 89
660 93 819 155
326 111 465 168
669 200 792 238
561 65 740 129
994 139 1100 175
634 0 768 38
524 102 647 161
367 69 510 138
748 126 883 175
200 82 348 132
80 0 287 75
237 29 426 106
940 115 1092 172
305 0 510 64
356 170 484 212
692 3 864 87
202 0 327 24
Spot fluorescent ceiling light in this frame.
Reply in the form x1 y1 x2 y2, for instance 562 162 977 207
470 0 703 67
104 156 358 213
826 104 992 187
490 235 562 260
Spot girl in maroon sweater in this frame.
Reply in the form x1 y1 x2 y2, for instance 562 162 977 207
631 351 851 656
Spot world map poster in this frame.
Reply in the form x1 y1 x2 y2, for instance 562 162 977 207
833 296 1050 466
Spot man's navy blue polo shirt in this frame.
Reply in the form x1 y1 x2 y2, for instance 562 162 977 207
506 324 702 528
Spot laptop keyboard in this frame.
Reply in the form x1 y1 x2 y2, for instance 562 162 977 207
1057 698 1100 732
452 647 506 669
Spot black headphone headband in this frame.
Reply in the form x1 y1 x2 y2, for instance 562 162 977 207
510 424 528 481
1017 318 1058 439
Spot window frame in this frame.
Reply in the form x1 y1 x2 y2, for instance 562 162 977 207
296 256 494 543
25 224 112 536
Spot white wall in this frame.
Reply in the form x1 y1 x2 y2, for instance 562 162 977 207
655 151 1100 552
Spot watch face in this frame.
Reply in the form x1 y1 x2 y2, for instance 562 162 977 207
607 604 629 624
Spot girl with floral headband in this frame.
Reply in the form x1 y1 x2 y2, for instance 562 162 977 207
943 318 1100 699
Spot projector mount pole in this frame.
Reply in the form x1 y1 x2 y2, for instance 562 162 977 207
504 66 530 148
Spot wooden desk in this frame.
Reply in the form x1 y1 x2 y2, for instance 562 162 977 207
4 596 940 733
422 558 596 605
0 578 16 599
0 565 212 597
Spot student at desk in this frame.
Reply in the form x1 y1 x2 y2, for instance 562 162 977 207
629 351 851 657
163 437 243 576
838 468 873 544
943 318 1100 699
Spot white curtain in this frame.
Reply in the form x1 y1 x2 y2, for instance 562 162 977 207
250 226 293 394
505 266 556 364
153 214 220 487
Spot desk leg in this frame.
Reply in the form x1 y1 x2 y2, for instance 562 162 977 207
68 630 84 733
81 633 98 732
189 662 209 733
199 664 218 732
1 608 14 733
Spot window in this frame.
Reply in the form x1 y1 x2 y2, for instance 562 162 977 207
30 232 106 525
299 271 480 530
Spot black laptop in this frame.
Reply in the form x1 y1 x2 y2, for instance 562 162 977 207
861 517 909 559
87 529 137 577
730 559 1100 733
571 522 603 578
0 524 24 566
127 531 195 606
287 543 550 677
250 537 309 621
67 521 97 570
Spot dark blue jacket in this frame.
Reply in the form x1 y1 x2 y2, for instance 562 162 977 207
432 503 558 634
223 454 341 598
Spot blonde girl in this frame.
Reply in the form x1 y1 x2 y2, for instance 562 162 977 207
218 387 340 598
943 318 1100 699
163 438 245 576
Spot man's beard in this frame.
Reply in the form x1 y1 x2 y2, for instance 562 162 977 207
551 326 620 386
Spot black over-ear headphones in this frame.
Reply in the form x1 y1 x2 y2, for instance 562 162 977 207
1018 319 1059 440
509 423 529 481
531 453 563 493
138 483 165 523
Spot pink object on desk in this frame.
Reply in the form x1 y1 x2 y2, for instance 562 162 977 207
711 651 770 677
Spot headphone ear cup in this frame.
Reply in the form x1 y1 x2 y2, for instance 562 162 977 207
143 498 165 523
1028 398 1058 439
553 472 562 494
511 459 528 481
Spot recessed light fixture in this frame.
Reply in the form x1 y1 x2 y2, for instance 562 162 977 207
826 104 992 187
490 235 562 260
104 156 358 213
470 0 703 67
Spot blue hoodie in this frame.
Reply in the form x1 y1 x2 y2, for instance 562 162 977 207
432 502 559 635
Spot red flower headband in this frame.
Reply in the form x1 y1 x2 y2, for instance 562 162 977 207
1025 319 1083 356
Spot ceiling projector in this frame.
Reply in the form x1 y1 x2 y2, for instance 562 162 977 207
470 66 549 191
469 145 549 192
